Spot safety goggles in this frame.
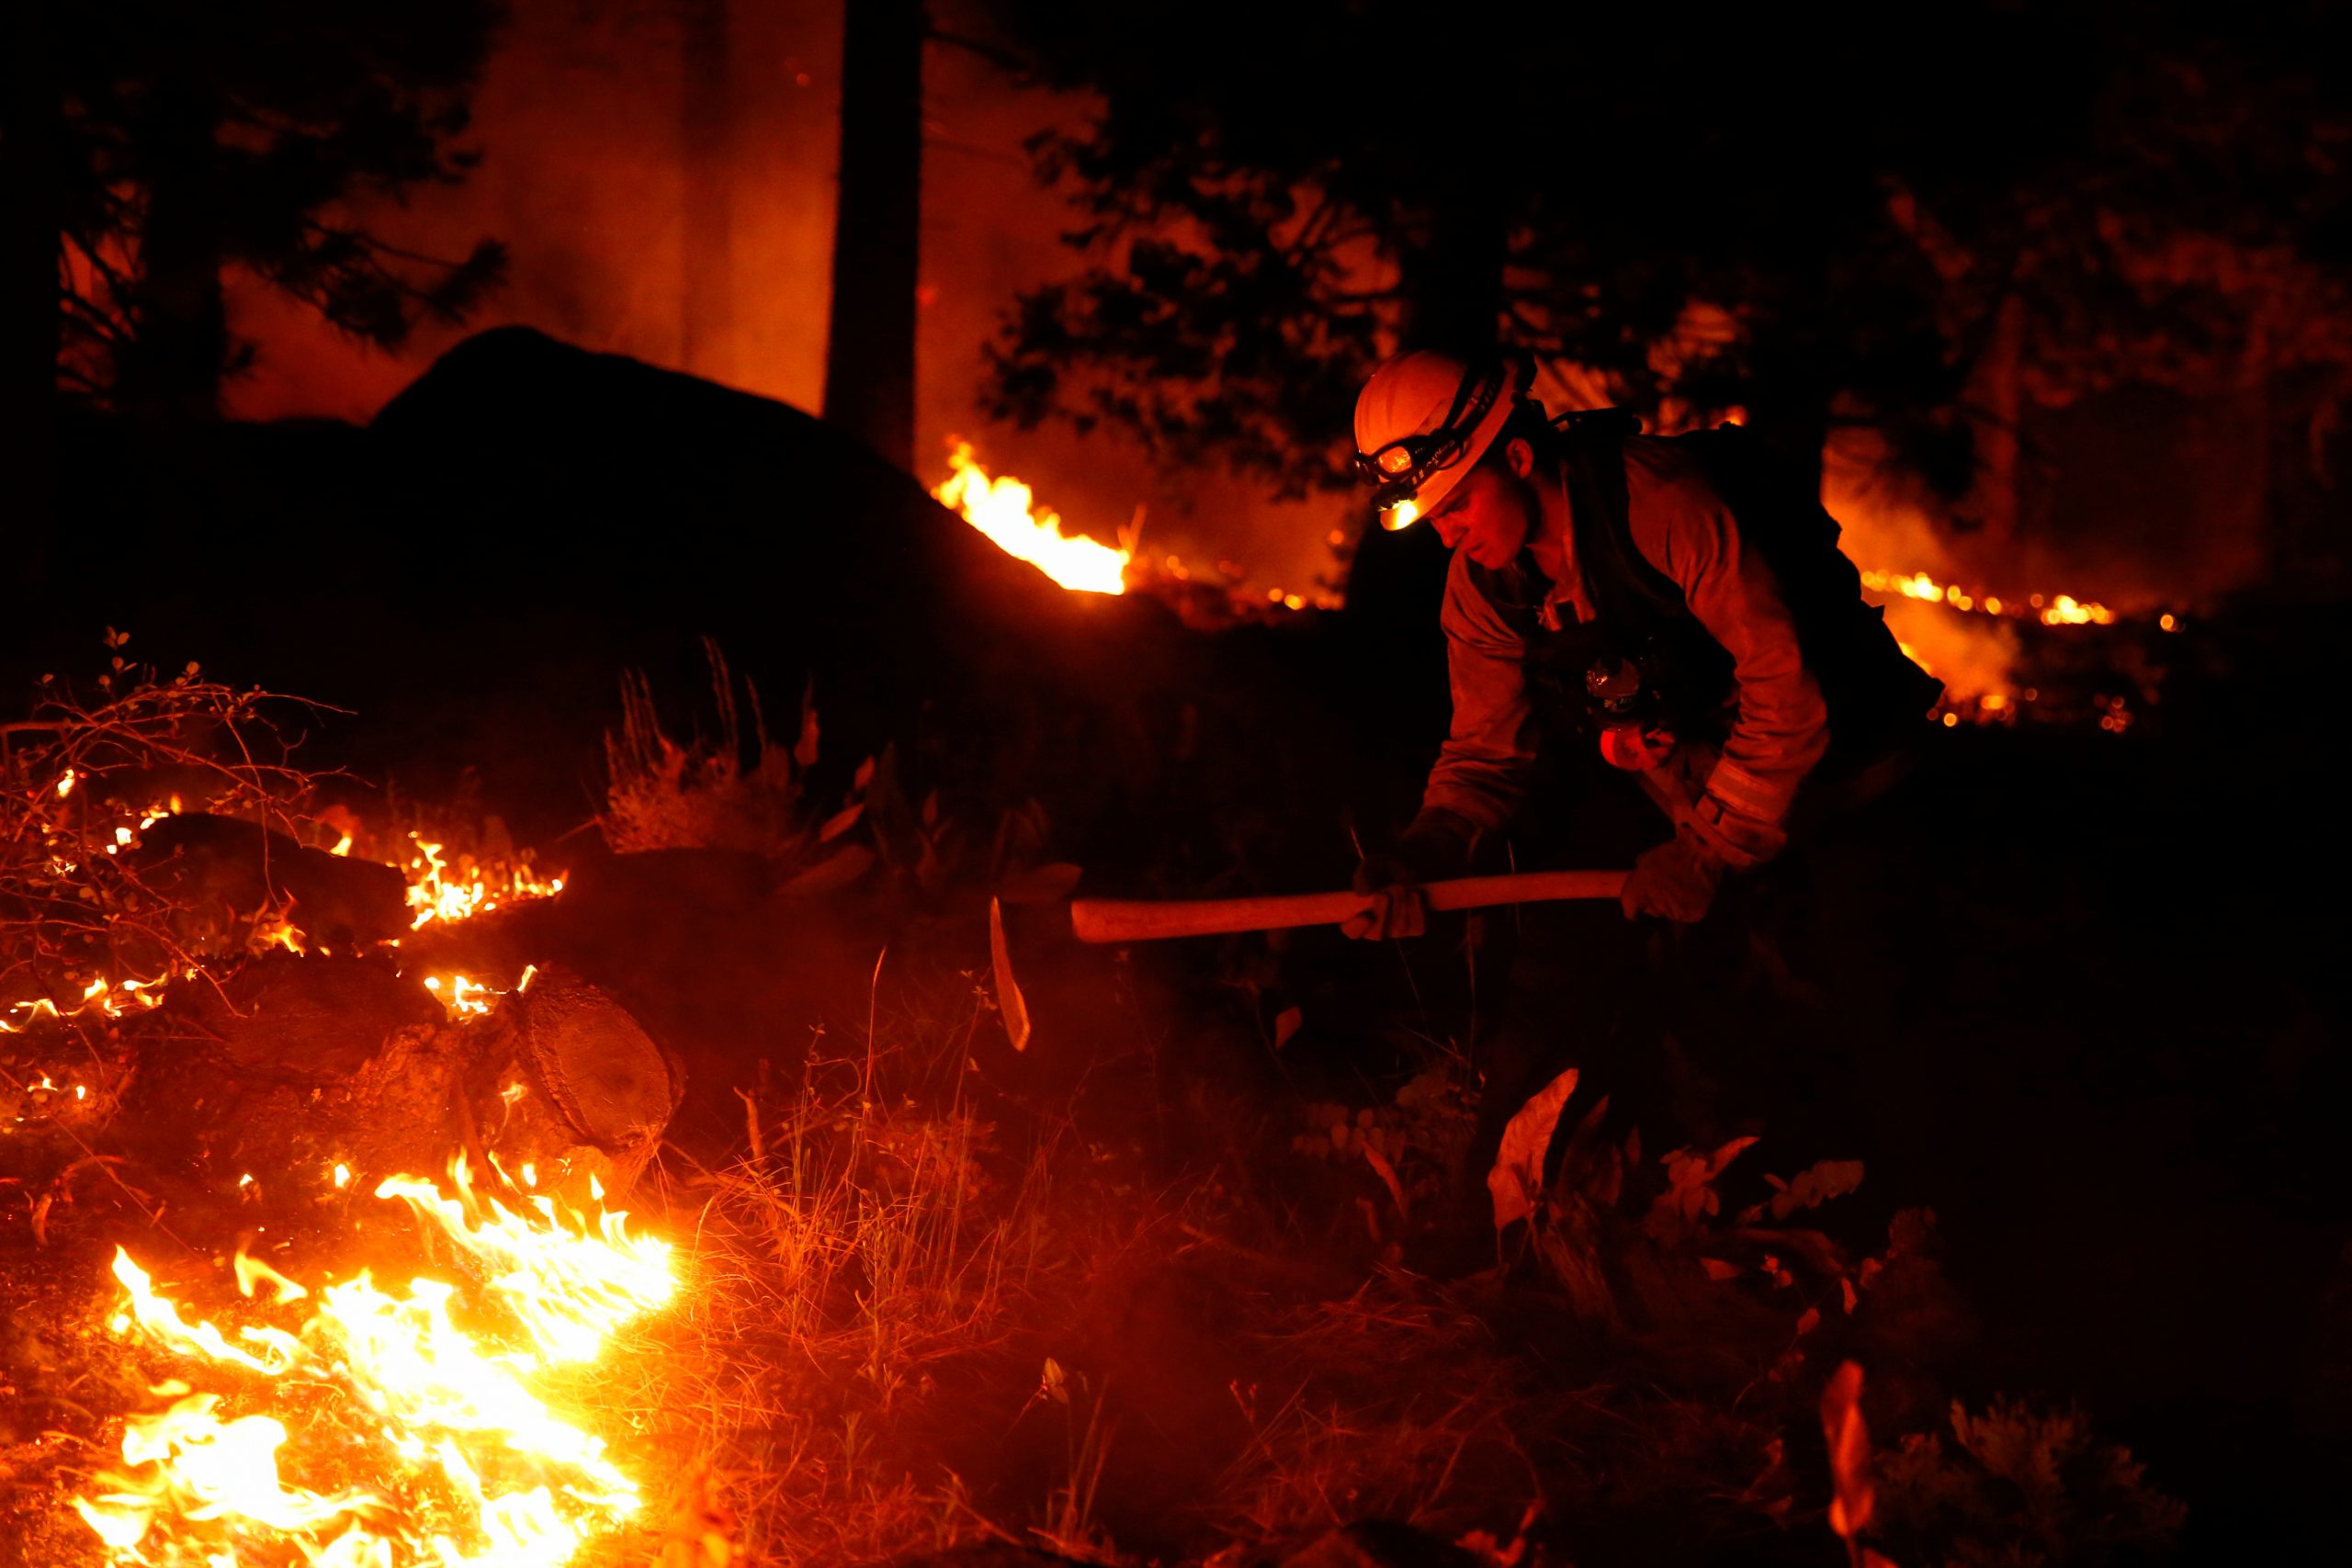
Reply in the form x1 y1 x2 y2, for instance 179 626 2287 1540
1354 361 1506 509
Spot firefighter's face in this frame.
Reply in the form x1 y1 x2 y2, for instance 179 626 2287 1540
1424 438 1538 569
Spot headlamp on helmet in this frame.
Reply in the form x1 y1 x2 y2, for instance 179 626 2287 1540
1354 359 1507 513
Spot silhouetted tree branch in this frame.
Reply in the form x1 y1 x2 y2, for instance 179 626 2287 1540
978 0 2352 505
47 0 509 417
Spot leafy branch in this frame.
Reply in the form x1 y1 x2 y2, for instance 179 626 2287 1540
1 636 343 1017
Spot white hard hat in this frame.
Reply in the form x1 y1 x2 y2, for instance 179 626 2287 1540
1353 350 1528 527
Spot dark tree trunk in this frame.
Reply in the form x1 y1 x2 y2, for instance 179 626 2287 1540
678 0 735 383
821 0 923 472
115 84 226 421
0 0 59 555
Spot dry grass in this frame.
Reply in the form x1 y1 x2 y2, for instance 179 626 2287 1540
599 1028 1129 1567
12 975 2182 1568
598 1058 1623 1566
480 942 2177 1568
580 1009 1789 1568
1216 1283 1545 1541
601 640 831 863
1 649 337 1008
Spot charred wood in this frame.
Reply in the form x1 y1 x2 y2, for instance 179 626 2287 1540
126 812 406 953
119 957 681 1201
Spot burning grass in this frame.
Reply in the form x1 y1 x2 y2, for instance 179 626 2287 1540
73 1162 677 1566
8 944 2190 1568
0 643 331 1015
934 441 1133 597
0 639 568 1059
3 641 2199 1568
613 1045 1120 1565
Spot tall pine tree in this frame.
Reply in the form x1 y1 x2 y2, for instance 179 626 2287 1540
822 0 925 471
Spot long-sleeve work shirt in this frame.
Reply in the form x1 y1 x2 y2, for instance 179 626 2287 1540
1421 437 1829 864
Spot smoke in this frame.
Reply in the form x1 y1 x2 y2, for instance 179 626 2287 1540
209 0 2307 623
1879 601 2020 704
215 0 1339 598
1825 427 2020 702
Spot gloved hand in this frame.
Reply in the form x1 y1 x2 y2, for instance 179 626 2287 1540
1341 808 1476 942
1344 847 1430 941
1621 828 1727 923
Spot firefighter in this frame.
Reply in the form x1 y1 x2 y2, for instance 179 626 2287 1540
1343 347 1940 940
1342 349 1943 1195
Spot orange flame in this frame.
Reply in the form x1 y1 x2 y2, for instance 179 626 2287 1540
404 835 566 931
251 909 308 955
6 794 187 1033
73 1156 675 1567
422 974 499 1018
933 440 1131 595
3 973 173 1035
1859 568 2118 626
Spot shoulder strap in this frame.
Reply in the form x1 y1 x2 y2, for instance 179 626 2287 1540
1556 412 1684 625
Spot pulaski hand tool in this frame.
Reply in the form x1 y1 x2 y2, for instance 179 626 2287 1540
1069 869 1630 944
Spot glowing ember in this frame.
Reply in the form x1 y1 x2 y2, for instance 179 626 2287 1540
2039 593 2114 626
251 909 308 955
73 1156 675 1567
5 1069 100 1130
6 790 188 1032
2 972 173 1034
1859 568 2120 626
933 440 1131 594
423 974 498 1017
405 835 566 931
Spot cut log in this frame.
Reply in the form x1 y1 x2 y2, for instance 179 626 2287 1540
128 812 407 951
121 956 680 1201
502 964 683 1156
205 955 446 1080
128 956 462 1183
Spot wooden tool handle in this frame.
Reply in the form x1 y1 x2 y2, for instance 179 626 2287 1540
1069 869 1630 943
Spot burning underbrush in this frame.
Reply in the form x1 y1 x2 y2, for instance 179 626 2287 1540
69 1161 676 1566
933 442 1341 627
592 1025 2188 1568
3 638 2210 1568
1859 570 2178 734
5 1015 2193 1568
4 958 2194 1568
